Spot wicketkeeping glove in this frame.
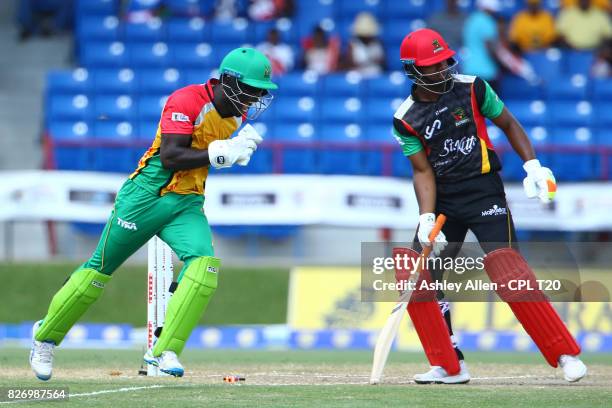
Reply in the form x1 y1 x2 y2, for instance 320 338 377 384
523 159 556 204
417 213 448 257
208 124 263 169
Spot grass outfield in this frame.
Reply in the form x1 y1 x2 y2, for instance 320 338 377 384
1 349 611 407
0 263 289 325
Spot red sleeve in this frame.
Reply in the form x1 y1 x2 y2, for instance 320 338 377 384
160 88 199 135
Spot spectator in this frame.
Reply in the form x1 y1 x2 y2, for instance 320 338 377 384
562 0 609 10
557 0 612 50
592 38 612 77
301 26 340 74
248 0 294 21
257 28 295 76
462 0 501 90
123 0 166 23
17 0 73 40
344 12 386 76
509 0 557 52
213 0 242 22
427 0 467 50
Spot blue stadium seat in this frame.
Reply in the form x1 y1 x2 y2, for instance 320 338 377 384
321 73 363 97
524 50 563 81
499 75 543 100
172 43 216 69
93 69 138 94
548 101 593 127
363 72 411 98
382 0 427 19
48 120 94 170
550 127 597 181
93 120 139 172
363 97 398 125
594 102 612 128
338 0 382 17
363 123 396 176
165 0 212 17
592 78 612 102
562 50 595 77
81 42 130 67
320 97 363 123
382 19 419 46
76 0 117 16
545 75 589 100
273 122 318 173
499 126 550 181
138 95 167 120
209 20 251 45
384 44 401 73
319 123 364 174
276 72 321 97
129 42 172 67
595 128 612 179
138 120 160 140
184 69 216 85
47 69 93 94
253 20 297 44
76 16 120 41
48 94 93 121
275 96 318 123
124 20 166 42
504 100 547 126
166 18 207 42
94 95 136 120
294 0 336 36
138 69 185 94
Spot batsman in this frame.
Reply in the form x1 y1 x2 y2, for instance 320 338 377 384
29 48 277 380
392 29 586 384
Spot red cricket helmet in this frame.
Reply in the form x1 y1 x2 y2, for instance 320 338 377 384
399 28 458 94
400 28 456 67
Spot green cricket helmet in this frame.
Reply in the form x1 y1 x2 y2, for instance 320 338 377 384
218 47 278 119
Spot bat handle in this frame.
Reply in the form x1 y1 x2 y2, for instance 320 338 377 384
422 214 446 258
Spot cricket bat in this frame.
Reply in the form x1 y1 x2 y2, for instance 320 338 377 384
369 214 447 385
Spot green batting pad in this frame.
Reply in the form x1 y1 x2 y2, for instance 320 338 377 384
153 256 220 356
35 268 111 345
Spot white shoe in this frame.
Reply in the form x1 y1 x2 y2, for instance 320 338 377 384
29 320 54 381
144 349 184 377
414 360 470 384
559 355 587 382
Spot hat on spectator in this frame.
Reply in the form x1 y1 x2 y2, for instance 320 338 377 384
476 0 501 11
352 12 380 37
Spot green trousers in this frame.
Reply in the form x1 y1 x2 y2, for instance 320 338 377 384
84 179 214 277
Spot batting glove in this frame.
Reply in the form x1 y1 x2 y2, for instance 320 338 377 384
417 213 447 257
208 124 263 169
523 159 557 204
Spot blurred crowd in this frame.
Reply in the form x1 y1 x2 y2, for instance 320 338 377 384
16 0 612 82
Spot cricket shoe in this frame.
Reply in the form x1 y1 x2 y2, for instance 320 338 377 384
144 349 184 377
29 320 54 381
414 360 470 384
559 355 587 383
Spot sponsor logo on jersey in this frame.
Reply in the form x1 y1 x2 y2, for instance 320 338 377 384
171 112 190 122
439 135 477 157
435 106 448 116
117 217 138 231
91 280 105 289
481 204 508 217
424 119 442 139
452 107 470 127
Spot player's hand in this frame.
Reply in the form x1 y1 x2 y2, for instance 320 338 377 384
235 124 263 166
417 213 447 256
208 124 263 169
523 159 556 204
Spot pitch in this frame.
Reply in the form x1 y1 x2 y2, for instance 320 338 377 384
1 349 611 407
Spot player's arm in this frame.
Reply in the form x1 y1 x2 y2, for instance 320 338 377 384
160 134 211 170
475 77 555 203
409 150 436 215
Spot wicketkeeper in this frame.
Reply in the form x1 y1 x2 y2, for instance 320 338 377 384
29 48 277 380
392 29 586 384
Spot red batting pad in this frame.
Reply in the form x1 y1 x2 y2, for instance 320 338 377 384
408 300 460 375
484 248 580 367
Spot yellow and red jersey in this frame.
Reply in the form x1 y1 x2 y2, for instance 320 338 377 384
130 79 242 196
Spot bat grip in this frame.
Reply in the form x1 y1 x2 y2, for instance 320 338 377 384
422 214 447 259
